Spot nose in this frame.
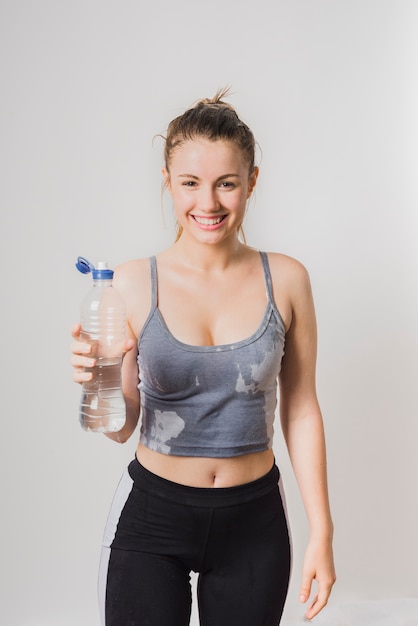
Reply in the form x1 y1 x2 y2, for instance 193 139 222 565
197 185 220 213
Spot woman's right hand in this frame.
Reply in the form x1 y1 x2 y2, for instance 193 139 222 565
70 323 137 385
70 323 96 384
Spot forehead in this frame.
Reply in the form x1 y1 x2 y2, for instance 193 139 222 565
169 138 248 173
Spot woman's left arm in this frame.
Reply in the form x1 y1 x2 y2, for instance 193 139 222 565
278 259 336 621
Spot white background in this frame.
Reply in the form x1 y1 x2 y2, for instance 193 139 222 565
1 1 417 624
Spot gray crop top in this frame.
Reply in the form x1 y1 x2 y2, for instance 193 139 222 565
137 252 286 458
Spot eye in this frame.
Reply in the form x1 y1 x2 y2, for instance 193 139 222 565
219 181 236 189
182 180 197 187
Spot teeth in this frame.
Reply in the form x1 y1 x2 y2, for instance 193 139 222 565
194 216 224 225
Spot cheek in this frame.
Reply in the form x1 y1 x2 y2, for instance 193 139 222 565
172 190 193 212
237 190 251 207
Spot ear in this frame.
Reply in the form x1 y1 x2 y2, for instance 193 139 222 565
247 166 259 198
162 167 172 194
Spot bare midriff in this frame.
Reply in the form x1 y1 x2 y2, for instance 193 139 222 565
135 443 275 488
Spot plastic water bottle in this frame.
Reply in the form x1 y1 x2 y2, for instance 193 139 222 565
75 257 126 433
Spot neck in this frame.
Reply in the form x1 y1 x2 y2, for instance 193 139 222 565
171 235 247 272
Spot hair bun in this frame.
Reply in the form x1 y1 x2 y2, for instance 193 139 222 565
194 87 234 109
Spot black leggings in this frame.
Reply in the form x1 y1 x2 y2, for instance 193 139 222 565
99 458 291 626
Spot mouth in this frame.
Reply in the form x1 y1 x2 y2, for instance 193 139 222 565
192 215 227 226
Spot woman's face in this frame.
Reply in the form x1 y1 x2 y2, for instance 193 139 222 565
164 138 258 246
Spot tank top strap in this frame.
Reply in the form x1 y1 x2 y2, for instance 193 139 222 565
259 251 275 306
149 256 158 310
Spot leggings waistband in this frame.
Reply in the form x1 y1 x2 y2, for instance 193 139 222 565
128 456 280 508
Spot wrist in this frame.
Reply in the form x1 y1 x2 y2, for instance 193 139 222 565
309 519 334 543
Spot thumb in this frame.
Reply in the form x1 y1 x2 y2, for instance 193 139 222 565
124 338 136 353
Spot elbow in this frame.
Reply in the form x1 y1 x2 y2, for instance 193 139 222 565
103 397 140 444
104 426 135 444
104 416 139 444
104 430 131 444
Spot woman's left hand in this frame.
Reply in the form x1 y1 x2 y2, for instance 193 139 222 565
299 536 336 620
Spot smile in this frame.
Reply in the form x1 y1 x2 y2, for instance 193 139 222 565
193 215 226 225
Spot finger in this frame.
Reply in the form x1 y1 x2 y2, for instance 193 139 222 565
304 593 320 620
299 576 313 605
70 353 95 368
305 583 333 620
71 323 81 339
70 340 93 357
71 357 95 385
73 368 93 384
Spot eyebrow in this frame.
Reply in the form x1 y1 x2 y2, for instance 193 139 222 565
177 173 240 180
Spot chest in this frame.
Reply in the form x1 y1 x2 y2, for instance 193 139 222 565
157 269 269 347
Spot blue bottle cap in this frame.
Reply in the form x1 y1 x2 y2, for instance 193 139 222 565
75 257 114 279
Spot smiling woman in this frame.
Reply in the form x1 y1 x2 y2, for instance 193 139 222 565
70 88 336 626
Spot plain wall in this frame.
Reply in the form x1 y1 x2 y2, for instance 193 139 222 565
1 1 417 624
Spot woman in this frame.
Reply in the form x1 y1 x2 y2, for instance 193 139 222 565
71 89 336 625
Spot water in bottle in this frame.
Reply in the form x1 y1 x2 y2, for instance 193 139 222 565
76 257 126 433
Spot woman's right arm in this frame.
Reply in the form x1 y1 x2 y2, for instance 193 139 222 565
70 322 139 443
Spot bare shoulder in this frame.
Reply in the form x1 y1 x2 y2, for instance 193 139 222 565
266 251 312 298
263 252 314 332
113 257 151 288
112 257 153 337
